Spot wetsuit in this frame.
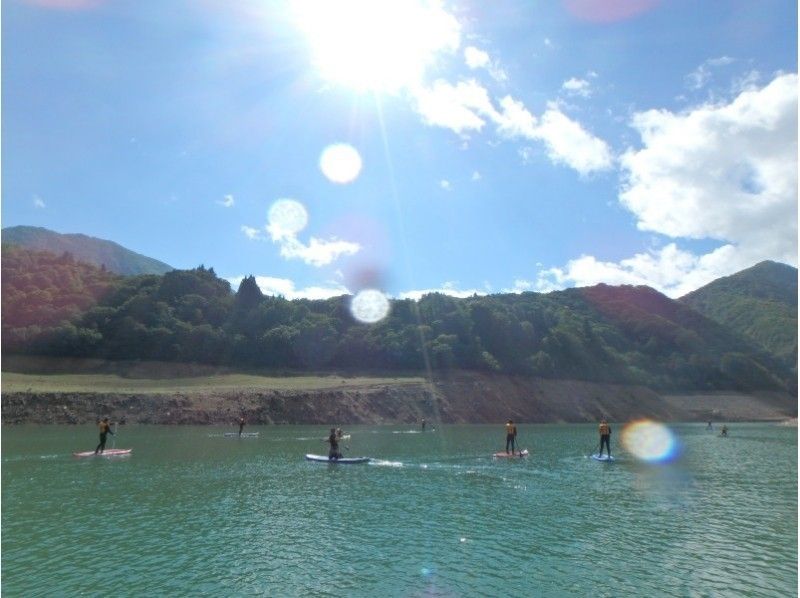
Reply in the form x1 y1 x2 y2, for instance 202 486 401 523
95 421 114 454
238 419 245 436
328 433 340 460
599 422 611 457
505 423 517 454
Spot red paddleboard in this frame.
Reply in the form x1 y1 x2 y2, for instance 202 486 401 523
493 449 529 458
73 449 132 458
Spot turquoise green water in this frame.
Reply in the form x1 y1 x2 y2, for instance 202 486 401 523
2 423 796 597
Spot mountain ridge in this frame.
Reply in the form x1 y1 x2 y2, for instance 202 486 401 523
2 225 173 276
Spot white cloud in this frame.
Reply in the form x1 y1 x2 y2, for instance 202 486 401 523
731 69 761 93
33 195 45 209
471 170 481 181
218 194 235 208
398 281 486 300
463 45 507 82
464 46 490 69
686 56 735 90
538 72 798 298
241 225 262 240
620 73 797 251
518 146 535 164
562 77 592 98
228 275 350 300
255 197 360 266
533 103 614 175
277 236 361 267
534 243 748 298
495 95 538 138
440 179 452 191
414 80 612 175
501 279 536 293
412 79 495 135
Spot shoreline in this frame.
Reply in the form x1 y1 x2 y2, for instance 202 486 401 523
2 371 796 425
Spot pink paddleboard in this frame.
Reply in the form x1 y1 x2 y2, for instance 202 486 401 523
493 449 529 458
73 449 132 458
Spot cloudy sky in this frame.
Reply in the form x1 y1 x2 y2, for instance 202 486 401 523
3 0 797 301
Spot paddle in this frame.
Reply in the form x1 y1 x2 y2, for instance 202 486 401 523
112 422 118 449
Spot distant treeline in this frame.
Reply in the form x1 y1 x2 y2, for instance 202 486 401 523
1 245 792 392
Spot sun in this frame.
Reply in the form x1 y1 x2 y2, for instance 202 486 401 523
291 0 460 93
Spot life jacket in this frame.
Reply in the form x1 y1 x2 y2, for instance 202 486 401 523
599 422 610 435
99 422 111 434
506 423 516 435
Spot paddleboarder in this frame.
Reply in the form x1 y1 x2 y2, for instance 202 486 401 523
94 417 114 454
326 428 342 460
721 425 728 437
238 416 246 437
505 420 517 455
421 418 426 432
598 419 612 458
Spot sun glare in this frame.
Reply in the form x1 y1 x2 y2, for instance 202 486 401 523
292 0 460 92
320 143 363 183
267 199 308 239
350 289 391 323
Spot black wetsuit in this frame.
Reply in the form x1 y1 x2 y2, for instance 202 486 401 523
95 422 113 454
599 424 611 457
328 434 340 460
238 421 245 436
505 424 517 453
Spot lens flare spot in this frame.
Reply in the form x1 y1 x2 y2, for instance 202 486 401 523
267 199 308 239
350 289 390 323
320 144 363 184
621 419 678 463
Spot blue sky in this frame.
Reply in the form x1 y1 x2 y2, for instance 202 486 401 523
3 0 797 302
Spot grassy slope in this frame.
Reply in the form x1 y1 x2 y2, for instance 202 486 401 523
0 371 425 394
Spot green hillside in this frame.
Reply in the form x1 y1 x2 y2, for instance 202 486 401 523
680 261 797 370
2 225 173 275
2 249 793 393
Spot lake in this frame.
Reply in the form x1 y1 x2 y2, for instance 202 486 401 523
2 423 796 596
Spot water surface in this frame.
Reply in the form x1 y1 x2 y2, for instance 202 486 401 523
2 423 796 596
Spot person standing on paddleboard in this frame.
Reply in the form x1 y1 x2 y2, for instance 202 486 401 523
327 428 341 460
238 416 246 437
598 419 611 458
505 420 518 455
421 418 426 432
94 417 114 454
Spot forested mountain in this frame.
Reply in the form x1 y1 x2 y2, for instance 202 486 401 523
2 246 793 393
680 261 797 371
2 226 173 275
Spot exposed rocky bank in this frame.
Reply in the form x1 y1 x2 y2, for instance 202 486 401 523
2 372 796 425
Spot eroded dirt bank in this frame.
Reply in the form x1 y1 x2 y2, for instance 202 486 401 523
2 372 796 424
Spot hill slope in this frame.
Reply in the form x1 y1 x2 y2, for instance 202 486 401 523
1 257 793 393
2 225 173 275
680 261 797 370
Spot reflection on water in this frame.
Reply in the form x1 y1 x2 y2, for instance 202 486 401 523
2 424 796 596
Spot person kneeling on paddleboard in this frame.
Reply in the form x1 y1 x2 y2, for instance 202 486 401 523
94 417 114 454
505 420 517 455
327 428 342 460
598 419 611 458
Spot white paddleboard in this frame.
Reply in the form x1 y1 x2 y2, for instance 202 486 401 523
305 454 370 464
73 449 132 458
224 432 260 437
493 449 529 458
590 454 615 462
